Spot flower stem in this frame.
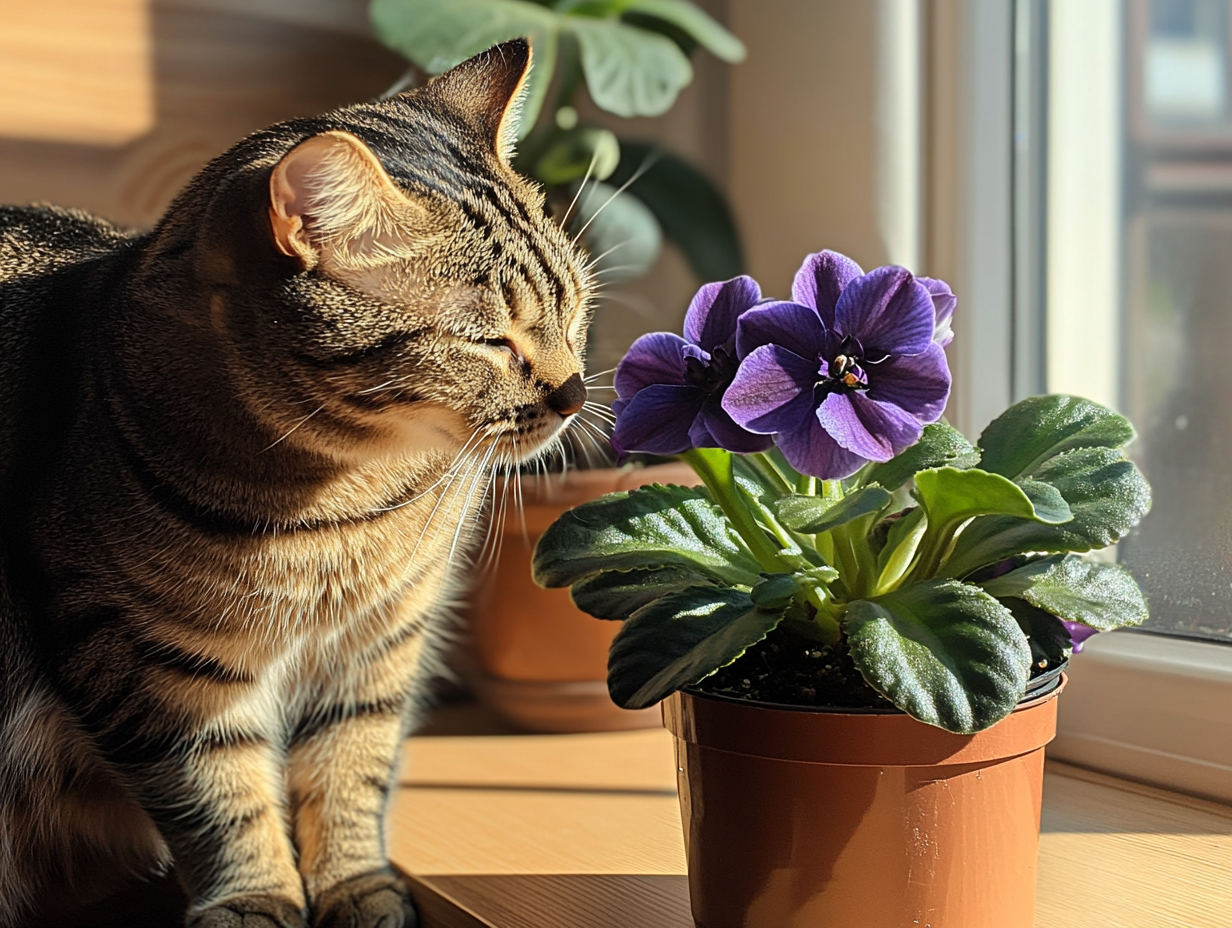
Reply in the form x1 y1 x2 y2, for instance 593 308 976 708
682 448 785 574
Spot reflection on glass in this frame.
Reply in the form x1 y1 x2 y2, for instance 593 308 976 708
1146 0 1227 123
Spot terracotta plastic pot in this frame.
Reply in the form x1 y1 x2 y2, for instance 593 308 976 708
663 678 1066 928
469 462 697 732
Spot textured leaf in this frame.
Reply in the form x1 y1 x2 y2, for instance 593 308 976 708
914 467 1070 536
982 555 1148 631
532 483 762 588
570 565 715 619
846 581 1031 733
875 507 927 588
942 447 1152 578
774 486 892 534
622 0 746 61
573 180 662 280
569 16 692 117
1002 597 1074 667
749 567 838 608
977 395 1136 480
370 0 559 135
861 423 979 492
606 141 743 281
608 587 784 709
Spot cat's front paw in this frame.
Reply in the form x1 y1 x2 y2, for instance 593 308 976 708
313 869 418 928
188 894 307 928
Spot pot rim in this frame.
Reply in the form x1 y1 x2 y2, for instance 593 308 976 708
663 674 1066 767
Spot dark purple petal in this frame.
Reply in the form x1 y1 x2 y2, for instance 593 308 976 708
918 276 956 348
834 266 935 357
613 332 688 400
776 411 870 479
734 301 827 361
1063 621 1099 653
699 395 774 453
816 392 923 462
610 384 706 456
721 344 816 433
683 275 762 351
791 251 864 330
864 343 951 424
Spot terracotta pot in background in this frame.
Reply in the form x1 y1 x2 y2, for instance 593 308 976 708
663 680 1065 928
469 462 698 732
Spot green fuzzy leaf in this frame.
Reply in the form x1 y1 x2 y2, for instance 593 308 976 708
845 581 1031 733
606 141 743 281
914 467 1071 538
622 0 747 62
370 0 559 136
1017 478 1073 524
568 15 692 117
1003 596 1073 667
774 486 892 534
608 587 784 709
861 423 980 492
982 555 1148 631
977 395 1137 480
535 126 621 185
875 506 927 588
573 180 662 279
532 483 762 589
570 565 715 619
942 447 1152 579
749 567 838 608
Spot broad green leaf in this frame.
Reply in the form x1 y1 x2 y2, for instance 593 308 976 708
861 423 980 492
568 16 693 117
941 447 1152 579
982 555 1148 631
370 0 559 136
1002 596 1073 668
532 483 762 588
570 565 715 619
977 395 1136 480
875 506 927 590
914 467 1071 537
845 580 1031 733
774 486 892 534
1017 478 1073 524
749 567 839 608
572 180 662 279
606 141 743 280
608 587 784 708
535 126 621 185
622 0 747 61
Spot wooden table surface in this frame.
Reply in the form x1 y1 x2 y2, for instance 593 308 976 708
392 705 1232 928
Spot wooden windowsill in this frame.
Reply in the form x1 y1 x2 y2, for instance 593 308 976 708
391 704 1232 928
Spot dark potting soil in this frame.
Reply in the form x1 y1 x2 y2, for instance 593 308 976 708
693 625 897 710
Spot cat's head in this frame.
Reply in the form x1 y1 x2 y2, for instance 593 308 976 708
162 39 594 469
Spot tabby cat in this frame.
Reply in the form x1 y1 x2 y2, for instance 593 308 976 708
0 38 592 928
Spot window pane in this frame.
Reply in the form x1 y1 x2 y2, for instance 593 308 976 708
1118 0 1232 642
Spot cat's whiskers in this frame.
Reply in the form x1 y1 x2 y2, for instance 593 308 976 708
558 149 602 233
583 367 616 383
260 404 326 453
570 150 660 246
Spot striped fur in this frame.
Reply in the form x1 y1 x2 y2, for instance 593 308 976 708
0 40 591 928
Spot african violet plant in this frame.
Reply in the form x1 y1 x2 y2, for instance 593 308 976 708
532 250 1153 734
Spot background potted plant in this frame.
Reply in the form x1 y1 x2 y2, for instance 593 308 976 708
532 250 1153 926
368 2 747 730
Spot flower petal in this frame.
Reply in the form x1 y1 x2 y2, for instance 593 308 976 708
610 384 705 456
699 395 774 453
865 343 951 424
816 391 923 462
613 332 688 400
776 411 870 479
1063 621 1099 653
683 275 762 351
734 301 827 361
721 344 816 433
834 266 935 357
918 276 956 347
791 250 864 330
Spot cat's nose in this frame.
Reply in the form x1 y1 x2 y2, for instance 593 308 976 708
545 373 587 416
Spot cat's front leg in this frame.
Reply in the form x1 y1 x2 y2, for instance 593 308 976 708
288 623 426 928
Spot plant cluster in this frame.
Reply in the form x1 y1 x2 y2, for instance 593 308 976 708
533 251 1152 733
370 0 746 283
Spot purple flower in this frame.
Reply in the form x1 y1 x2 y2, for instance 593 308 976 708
920 277 956 348
611 276 774 458
1063 621 1099 653
721 251 952 479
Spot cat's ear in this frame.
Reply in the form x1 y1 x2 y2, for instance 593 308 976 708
421 37 532 165
268 130 421 268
